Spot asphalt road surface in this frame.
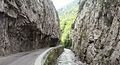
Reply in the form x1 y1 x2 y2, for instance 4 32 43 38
0 48 48 65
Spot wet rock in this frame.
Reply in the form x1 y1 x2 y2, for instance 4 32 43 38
57 49 86 65
71 0 120 65
0 0 60 55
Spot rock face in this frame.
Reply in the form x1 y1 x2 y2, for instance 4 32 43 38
0 0 60 55
71 0 120 65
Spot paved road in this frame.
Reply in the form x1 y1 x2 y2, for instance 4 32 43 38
0 48 48 65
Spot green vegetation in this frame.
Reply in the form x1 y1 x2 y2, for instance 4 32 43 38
58 0 79 48
44 46 64 65
80 32 87 40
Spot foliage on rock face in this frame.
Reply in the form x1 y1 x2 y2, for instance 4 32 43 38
58 0 79 48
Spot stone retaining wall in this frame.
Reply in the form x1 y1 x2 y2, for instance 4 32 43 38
35 45 64 65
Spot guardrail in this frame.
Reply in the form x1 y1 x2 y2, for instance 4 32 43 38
35 45 64 65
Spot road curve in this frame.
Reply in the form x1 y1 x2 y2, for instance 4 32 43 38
0 48 48 65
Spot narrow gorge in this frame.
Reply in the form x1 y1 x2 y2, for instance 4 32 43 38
0 0 120 65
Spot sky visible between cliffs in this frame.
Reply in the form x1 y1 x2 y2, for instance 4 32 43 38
51 0 74 9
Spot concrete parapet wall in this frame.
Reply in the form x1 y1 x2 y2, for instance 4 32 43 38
35 45 64 65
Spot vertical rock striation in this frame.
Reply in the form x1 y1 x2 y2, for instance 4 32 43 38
71 0 120 65
0 0 60 55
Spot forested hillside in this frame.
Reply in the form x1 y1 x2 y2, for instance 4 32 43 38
58 0 79 47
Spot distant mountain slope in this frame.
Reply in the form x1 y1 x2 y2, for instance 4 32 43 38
58 0 79 17
58 0 79 47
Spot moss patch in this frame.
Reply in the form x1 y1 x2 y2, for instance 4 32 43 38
44 46 64 65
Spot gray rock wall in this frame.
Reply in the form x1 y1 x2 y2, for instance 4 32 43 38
0 0 60 55
71 0 120 65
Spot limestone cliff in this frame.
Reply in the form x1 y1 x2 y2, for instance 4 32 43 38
0 0 60 55
71 0 120 65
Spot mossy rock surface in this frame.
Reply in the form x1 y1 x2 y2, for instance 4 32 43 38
44 46 64 65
